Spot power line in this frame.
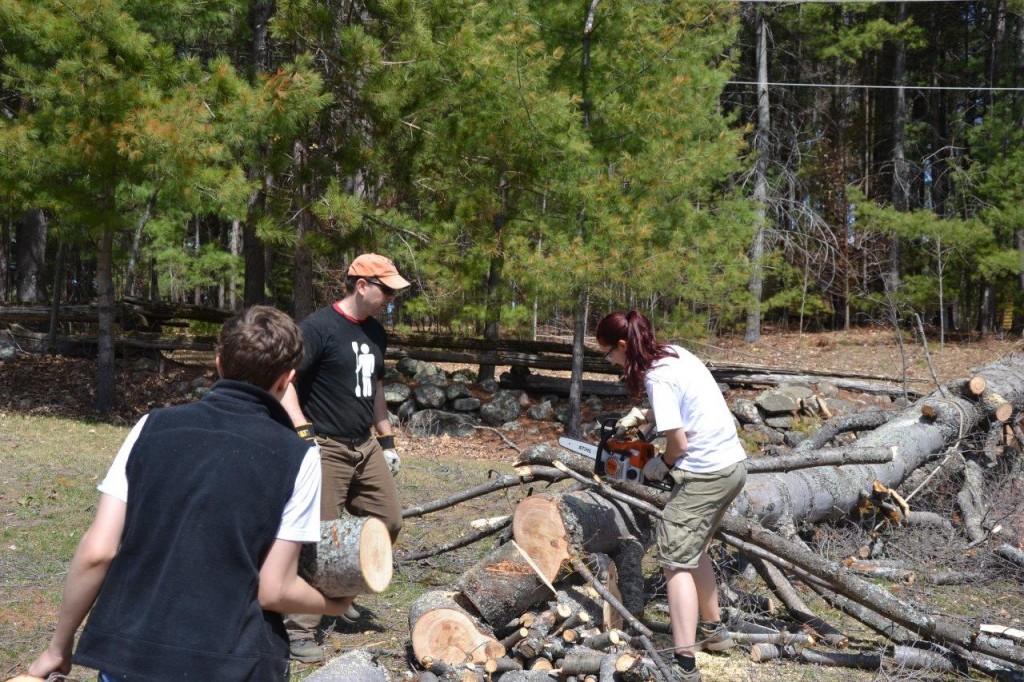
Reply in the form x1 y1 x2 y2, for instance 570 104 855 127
728 80 1024 92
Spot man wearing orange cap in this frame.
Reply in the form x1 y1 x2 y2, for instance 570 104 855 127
280 253 410 663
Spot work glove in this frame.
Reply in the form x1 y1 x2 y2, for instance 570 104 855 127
641 455 670 483
383 449 401 476
615 406 648 437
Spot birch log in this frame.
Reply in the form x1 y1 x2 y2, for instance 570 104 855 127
299 516 392 598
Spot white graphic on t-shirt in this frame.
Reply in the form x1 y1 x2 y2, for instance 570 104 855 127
354 342 375 397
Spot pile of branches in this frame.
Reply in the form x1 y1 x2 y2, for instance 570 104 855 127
397 354 1024 682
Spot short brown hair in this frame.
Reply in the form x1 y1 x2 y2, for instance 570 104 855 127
217 306 303 390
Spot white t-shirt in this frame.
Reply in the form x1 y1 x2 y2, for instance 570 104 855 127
98 415 322 543
645 345 747 474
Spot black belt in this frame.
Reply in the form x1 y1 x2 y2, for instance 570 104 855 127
318 432 371 447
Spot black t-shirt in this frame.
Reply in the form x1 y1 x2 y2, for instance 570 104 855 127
296 304 387 441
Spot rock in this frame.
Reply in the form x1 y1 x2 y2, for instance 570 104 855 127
451 368 476 383
446 383 472 401
480 394 521 426
132 357 161 373
494 389 530 407
397 399 417 422
395 357 422 377
765 415 793 429
452 397 482 412
755 390 799 415
502 421 521 431
583 395 604 411
731 399 762 425
784 431 809 448
407 409 478 437
413 385 447 409
304 648 390 682
0 344 16 361
742 423 785 446
18 398 32 409
194 387 210 398
191 376 211 389
816 381 840 398
541 393 559 405
778 383 814 400
383 366 404 381
477 378 499 394
555 404 572 424
825 398 859 416
527 401 554 421
383 383 412 406
418 372 449 387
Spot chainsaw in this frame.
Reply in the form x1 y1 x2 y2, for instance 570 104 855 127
559 417 668 489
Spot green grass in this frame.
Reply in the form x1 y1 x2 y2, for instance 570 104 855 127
0 414 526 678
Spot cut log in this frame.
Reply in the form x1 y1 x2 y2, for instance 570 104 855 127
409 590 505 666
299 517 392 598
455 542 553 631
512 490 650 584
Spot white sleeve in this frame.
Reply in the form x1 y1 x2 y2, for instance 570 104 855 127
97 415 149 503
276 446 322 542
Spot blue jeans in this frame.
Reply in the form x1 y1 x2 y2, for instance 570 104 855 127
99 673 124 682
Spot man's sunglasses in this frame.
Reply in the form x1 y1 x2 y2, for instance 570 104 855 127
365 278 397 296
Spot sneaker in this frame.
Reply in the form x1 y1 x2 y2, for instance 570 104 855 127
672 659 703 682
340 603 360 623
698 620 736 652
289 637 325 663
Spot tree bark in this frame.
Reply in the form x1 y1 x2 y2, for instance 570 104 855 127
94 229 116 415
745 9 771 344
299 517 392 598
15 209 47 303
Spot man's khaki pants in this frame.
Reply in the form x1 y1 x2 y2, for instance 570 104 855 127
285 434 402 638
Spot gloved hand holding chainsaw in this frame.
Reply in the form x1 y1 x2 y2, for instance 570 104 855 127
614 406 649 437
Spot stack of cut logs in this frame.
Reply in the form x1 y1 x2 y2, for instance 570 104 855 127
403 354 1024 681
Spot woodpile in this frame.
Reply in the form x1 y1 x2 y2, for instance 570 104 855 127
400 354 1024 681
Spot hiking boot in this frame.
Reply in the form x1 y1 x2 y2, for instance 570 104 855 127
698 620 736 652
289 637 325 663
340 602 360 624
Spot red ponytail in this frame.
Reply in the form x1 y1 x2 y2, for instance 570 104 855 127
596 311 676 397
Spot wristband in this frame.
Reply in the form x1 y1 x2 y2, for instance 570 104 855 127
376 435 396 450
294 423 315 442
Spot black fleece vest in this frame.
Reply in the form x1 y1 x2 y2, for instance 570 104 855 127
74 380 310 681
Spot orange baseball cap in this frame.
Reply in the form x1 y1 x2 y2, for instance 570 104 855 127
348 253 411 291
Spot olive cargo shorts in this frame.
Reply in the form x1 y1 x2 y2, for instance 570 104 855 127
655 462 746 571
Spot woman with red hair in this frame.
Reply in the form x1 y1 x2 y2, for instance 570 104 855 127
596 310 747 682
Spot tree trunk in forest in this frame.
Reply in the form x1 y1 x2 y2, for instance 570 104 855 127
95 229 116 415
47 241 65 353
229 219 241 310
0 217 9 302
476 177 508 384
745 10 770 344
16 209 48 303
292 140 315 321
566 291 588 438
886 2 908 299
243 181 269 306
124 188 158 298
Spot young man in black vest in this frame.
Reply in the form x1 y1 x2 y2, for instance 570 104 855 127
281 253 408 662
28 306 352 681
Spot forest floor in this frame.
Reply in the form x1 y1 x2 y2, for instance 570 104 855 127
2 327 1023 680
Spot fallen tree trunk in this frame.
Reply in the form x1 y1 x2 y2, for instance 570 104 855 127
731 354 1024 529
